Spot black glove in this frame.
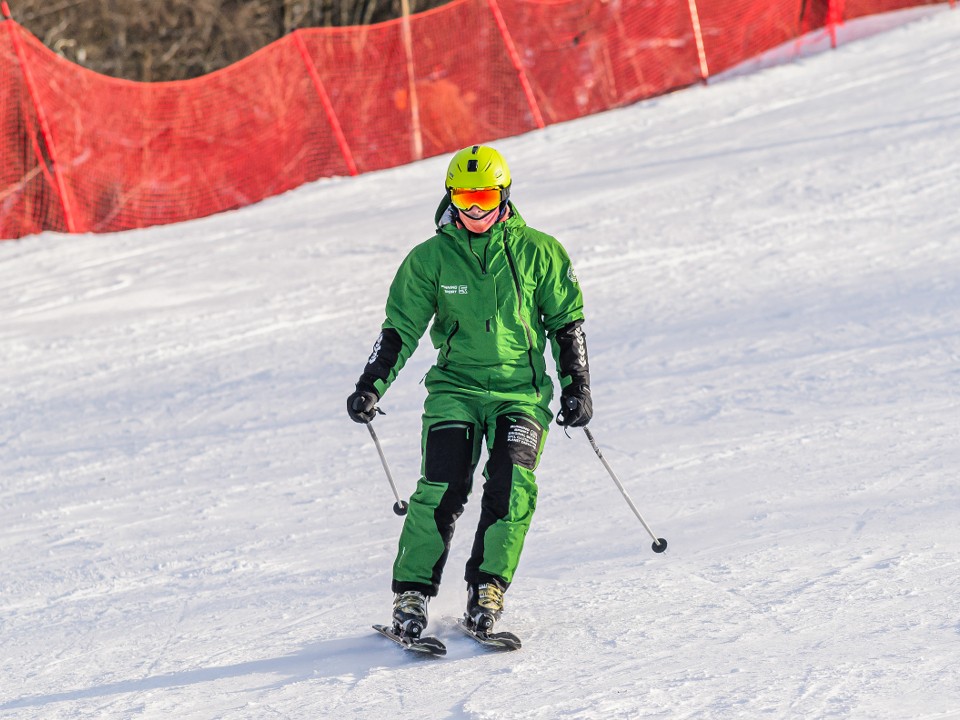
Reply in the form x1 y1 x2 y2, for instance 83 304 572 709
557 385 592 427
347 387 379 424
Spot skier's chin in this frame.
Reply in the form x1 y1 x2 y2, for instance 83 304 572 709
461 210 498 233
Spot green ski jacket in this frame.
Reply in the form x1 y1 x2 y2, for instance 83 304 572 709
360 201 586 400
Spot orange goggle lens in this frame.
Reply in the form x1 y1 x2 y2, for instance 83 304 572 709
450 187 502 212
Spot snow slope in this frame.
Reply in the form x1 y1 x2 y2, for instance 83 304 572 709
2 8 959 719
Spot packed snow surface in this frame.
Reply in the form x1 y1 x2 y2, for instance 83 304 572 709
2 9 959 719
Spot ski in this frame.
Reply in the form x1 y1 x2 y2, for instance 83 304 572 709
455 617 522 651
372 623 446 656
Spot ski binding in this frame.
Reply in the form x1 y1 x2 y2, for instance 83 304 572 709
373 623 446 656
455 618 522 650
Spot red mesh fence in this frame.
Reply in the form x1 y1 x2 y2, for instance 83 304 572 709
0 0 953 240
697 0 810 76
299 1 542 172
496 0 703 124
17 33 349 233
1 25 66 237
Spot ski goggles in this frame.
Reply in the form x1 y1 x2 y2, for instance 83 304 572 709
449 187 503 212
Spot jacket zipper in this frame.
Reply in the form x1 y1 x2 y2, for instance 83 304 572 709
468 234 488 274
469 236 493 333
503 241 541 398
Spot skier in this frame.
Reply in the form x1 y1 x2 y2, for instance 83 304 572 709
347 144 592 644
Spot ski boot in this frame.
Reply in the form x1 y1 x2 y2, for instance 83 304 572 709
464 581 504 633
392 590 429 639
458 581 521 649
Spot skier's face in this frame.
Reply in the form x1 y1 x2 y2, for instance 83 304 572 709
459 205 500 233
449 186 505 233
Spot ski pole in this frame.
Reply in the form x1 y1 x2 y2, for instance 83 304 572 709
563 396 667 553
366 422 409 516
582 426 666 552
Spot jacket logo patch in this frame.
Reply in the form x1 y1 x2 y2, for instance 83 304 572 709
368 332 383 364
567 265 579 283
573 326 587 367
442 284 469 295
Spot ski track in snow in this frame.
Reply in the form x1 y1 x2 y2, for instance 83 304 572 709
2 9 960 720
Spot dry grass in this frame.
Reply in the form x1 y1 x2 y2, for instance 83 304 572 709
9 0 448 81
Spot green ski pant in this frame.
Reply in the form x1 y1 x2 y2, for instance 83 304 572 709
392 369 552 597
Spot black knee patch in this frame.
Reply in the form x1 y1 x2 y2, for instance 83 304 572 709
424 421 476 485
484 415 543 507
491 414 543 471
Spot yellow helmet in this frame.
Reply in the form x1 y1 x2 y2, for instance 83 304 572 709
445 145 511 191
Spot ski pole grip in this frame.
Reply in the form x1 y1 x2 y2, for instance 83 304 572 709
557 395 580 426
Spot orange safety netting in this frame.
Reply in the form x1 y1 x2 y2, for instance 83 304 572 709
0 0 952 240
